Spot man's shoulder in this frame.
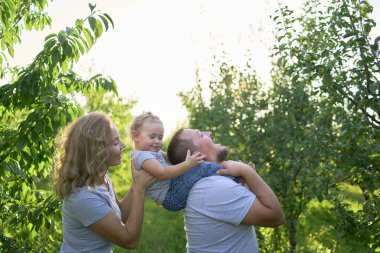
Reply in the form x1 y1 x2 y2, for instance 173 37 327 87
199 161 224 169
193 175 237 190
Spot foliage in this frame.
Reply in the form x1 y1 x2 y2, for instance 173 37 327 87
273 0 380 129
0 2 117 252
0 0 52 78
272 0 380 250
181 64 269 163
179 1 379 251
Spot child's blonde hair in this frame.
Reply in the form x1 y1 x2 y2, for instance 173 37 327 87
130 112 162 137
52 112 114 198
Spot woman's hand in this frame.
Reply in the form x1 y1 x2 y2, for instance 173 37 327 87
131 160 156 190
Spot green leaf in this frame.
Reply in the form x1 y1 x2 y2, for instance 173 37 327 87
103 13 114 28
89 3 97 12
75 19 84 30
83 28 93 48
16 135 28 151
88 16 97 32
99 14 109 31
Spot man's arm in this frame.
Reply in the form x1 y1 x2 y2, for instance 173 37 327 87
218 161 285 227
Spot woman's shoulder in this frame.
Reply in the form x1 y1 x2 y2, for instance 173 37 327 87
66 185 107 202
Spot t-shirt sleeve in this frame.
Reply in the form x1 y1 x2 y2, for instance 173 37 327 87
132 151 156 171
69 189 113 227
189 176 256 226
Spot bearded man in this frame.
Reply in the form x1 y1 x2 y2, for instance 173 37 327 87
167 129 285 253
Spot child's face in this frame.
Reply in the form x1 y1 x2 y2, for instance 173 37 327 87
133 120 164 152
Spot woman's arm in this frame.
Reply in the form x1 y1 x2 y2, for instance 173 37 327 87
89 165 156 249
142 150 204 180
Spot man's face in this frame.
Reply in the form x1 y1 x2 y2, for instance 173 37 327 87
180 129 229 163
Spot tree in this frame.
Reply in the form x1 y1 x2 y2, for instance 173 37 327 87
180 0 379 251
272 0 379 250
0 2 117 251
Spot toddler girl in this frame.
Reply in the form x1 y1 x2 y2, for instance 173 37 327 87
130 112 233 211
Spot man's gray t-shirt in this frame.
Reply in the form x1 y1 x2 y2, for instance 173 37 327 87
184 175 258 253
60 173 121 253
131 150 171 205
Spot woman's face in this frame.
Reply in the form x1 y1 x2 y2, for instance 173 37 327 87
105 125 126 167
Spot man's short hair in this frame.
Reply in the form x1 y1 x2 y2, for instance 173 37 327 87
167 129 196 165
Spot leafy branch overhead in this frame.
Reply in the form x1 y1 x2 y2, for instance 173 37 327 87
0 2 118 251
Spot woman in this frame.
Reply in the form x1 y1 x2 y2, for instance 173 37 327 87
52 112 155 252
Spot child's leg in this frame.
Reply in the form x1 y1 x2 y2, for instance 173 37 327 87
162 162 238 211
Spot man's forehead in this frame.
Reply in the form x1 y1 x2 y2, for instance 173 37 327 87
181 129 200 138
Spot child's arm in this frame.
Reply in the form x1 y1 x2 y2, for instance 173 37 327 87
142 150 204 180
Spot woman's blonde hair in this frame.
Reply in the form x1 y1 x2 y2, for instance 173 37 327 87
52 112 114 198
130 112 162 137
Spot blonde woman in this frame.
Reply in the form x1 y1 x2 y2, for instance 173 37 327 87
52 112 155 252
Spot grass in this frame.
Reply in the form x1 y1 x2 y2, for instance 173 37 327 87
110 164 186 253
114 199 187 253
296 183 374 253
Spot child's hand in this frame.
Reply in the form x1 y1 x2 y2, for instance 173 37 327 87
247 161 256 171
185 150 204 167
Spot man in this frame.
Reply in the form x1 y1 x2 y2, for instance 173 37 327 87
167 129 285 253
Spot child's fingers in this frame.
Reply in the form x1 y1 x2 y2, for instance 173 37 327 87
194 152 205 158
216 169 226 175
248 161 256 171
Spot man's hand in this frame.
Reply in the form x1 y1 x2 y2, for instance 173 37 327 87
217 160 251 176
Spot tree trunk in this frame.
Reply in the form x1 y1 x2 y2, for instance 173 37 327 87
289 218 297 252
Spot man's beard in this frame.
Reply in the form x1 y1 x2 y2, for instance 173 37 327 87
216 146 229 162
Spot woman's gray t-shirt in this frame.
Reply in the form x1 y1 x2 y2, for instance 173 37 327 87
60 173 121 253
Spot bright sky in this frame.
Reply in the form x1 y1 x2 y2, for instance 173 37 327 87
11 0 380 136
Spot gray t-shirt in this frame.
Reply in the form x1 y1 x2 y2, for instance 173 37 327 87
184 175 258 253
131 150 171 205
60 173 121 253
